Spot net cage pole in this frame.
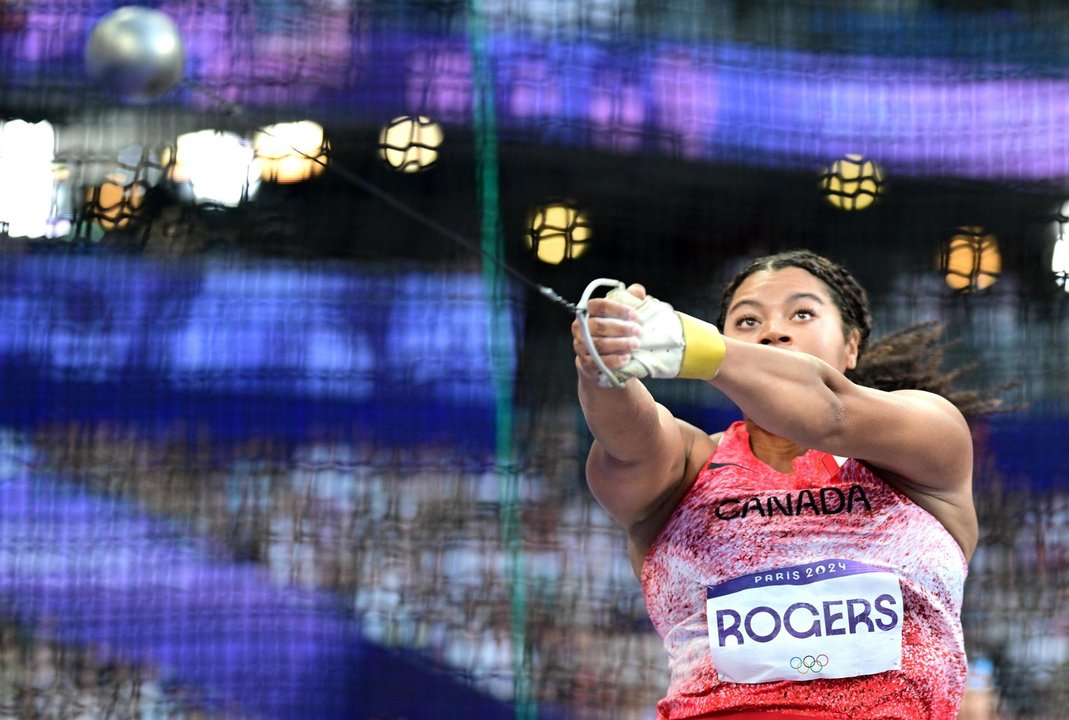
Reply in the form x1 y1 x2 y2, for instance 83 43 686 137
468 1 535 717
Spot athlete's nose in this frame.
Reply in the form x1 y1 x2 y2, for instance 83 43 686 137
759 322 791 347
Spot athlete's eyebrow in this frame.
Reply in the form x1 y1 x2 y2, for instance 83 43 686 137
785 292 826 307
727 298 763 316
727 292 826 316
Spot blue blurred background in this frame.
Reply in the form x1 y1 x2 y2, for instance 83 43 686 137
1 1 1067 718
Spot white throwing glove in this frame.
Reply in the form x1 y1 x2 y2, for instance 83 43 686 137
598 288 726 388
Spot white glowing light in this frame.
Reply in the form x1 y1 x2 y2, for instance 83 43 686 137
0 119 67 239
171 130 260 207
254 121 327 184
1053 239 1069 285
1054 202 1069 292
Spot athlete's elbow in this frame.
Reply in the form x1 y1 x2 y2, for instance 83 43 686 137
587 439 641 477
807 368 851 448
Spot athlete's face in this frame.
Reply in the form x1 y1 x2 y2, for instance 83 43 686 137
723 266 860 372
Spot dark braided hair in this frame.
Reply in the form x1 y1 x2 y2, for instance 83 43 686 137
716 250 1009 418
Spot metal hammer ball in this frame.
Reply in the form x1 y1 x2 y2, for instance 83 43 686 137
85 6 185 103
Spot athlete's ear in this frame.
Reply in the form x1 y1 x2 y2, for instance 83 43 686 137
843 328 860 371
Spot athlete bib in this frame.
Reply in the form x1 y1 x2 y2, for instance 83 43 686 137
706 559 903 684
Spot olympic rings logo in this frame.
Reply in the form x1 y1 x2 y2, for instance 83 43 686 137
789 654 829 674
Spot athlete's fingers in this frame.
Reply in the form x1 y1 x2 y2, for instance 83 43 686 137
575 350 632 374
591 316 644 337
571 315 643 340
575 354 605 381
570 282 650 384
572 335 640 357
585 295 641 322
575 350 632 369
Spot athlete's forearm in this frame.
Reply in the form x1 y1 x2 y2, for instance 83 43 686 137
577 369 670 466
711 339 848 449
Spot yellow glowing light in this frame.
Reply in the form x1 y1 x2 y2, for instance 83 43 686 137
87 173 146 229
378 116 443 173
254 121 328 184
941 226 1001 292
527 202 591 265
820 154 884 211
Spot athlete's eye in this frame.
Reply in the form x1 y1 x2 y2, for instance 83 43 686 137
793 307 816 320
734 315 759 329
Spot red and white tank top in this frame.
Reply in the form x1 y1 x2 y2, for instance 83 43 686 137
641 422 968 719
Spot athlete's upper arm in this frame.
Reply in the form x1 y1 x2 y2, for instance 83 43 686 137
832 385 973 495
586 407 708 530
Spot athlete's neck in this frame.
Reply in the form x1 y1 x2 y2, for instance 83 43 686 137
744 420 807 474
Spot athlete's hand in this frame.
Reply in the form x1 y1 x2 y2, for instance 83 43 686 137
572 284 647 384
573 282 727 387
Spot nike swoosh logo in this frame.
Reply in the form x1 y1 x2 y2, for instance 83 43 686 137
707 461 750 472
